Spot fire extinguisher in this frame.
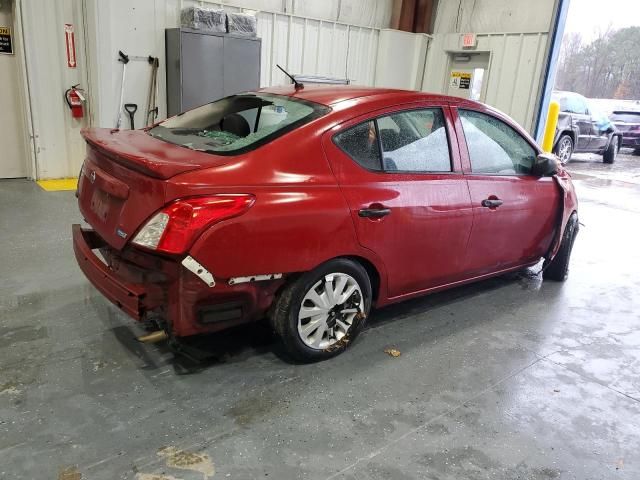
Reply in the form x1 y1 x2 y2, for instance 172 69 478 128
64 84 85 119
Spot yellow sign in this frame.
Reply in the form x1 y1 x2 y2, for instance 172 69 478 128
450 71 472 89
0 26 12 55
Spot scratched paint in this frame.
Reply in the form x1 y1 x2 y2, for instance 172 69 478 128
157 446 215 479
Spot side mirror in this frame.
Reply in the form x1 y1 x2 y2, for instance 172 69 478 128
532 153 559 177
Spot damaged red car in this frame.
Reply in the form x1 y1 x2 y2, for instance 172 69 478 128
73 86 578 362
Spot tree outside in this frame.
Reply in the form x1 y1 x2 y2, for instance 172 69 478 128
555 26 640 100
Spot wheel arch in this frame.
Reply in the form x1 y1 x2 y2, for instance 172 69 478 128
341 255 381 302
554 130 575 150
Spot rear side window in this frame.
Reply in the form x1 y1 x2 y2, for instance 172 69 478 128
334 121 382 171
149 93 329 156
334 108 451 173
610 112 640 123
378 109 451 172
459 109 536 175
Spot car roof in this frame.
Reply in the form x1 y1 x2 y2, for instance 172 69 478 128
257 84 476 108
552 90 587 99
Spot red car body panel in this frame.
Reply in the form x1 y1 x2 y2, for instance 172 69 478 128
73 85 578 338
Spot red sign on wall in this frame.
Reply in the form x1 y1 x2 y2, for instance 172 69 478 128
461 33 477 48
64 23 76 68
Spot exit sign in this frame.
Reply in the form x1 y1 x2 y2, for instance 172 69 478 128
461 33 477 48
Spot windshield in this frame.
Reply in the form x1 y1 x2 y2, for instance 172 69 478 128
149 93 330 155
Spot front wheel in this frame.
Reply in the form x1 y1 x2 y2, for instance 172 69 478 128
543 213 579 281
603 136 618 164
554 135 573 165
271 259 372 362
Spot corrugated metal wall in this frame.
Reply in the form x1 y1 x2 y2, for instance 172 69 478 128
423 32 548 131
188 1 381 86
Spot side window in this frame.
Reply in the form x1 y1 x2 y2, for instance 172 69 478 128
333 120 382 171
378 108 451 172
459 109 536 175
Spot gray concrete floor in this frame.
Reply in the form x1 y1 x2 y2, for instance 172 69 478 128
1 151 640 480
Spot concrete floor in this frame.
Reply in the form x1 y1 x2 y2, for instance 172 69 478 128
1 151 640 480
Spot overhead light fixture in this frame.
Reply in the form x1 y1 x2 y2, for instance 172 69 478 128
454 54 471 62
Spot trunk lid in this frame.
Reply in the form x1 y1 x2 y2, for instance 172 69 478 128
81 128 230 179
78 128 230 250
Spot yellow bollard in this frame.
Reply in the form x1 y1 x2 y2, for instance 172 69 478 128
542 100 560 153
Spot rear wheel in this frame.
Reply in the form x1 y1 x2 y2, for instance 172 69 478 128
543 213 579 282
603 136 618 164
271 259 372 362
632 148 640 156
554 135 573 165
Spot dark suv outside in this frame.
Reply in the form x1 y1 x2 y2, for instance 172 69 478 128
610 111 640 155
552 91 622 164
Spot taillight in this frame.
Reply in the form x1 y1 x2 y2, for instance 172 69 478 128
132 194 255 254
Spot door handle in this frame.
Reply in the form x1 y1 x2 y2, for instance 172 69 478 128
481 198 503 208
358 207 391 218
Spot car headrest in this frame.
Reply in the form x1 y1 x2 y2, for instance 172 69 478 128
221 113 251 138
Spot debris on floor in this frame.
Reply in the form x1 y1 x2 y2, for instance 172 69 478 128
157 446 215 479
384 347 401 357
136 474 180 480
58 466 82 480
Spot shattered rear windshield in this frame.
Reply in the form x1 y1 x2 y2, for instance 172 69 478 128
148 93 330 155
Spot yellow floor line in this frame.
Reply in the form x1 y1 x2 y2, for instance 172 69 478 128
36 178 78 192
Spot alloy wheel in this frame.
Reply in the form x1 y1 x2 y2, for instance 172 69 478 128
558 137 572 164
297 273 364 350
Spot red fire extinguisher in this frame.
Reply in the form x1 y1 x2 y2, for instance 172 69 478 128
65 84 85 119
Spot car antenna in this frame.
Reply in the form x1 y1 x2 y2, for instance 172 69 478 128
276 64 304 90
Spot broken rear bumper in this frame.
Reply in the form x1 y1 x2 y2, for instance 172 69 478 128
73 224 147 319
72 224 284 337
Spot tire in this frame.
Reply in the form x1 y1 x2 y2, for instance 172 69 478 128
543 213 579 282
603 136 618 164
271 258 372 362
632 148 640 156
553 135 573 165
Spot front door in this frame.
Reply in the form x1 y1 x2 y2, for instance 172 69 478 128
323 103 474 298
0 3 29 178
453 107 559 275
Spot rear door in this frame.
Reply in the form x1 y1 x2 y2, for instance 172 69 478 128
452 107 559 275
323 102 474 298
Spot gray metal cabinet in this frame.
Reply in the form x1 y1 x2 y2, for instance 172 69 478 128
166 28 261 116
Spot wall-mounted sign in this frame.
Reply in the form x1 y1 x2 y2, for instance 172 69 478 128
450 71 472 90
461 33 477 49
0 26 13 55
64 23 76 68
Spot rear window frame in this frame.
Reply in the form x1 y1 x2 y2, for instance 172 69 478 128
148 93 331 156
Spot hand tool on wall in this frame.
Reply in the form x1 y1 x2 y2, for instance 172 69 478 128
115 50 130 129
146 56 160 126
124 103 138 130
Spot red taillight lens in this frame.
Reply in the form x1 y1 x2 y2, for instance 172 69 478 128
132 194 255 254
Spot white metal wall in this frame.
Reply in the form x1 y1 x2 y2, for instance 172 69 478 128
423 32 548 131
85 0 387 130
186 1 382 87
20 0 89 179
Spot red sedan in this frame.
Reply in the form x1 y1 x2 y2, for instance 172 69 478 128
73 86 578 362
